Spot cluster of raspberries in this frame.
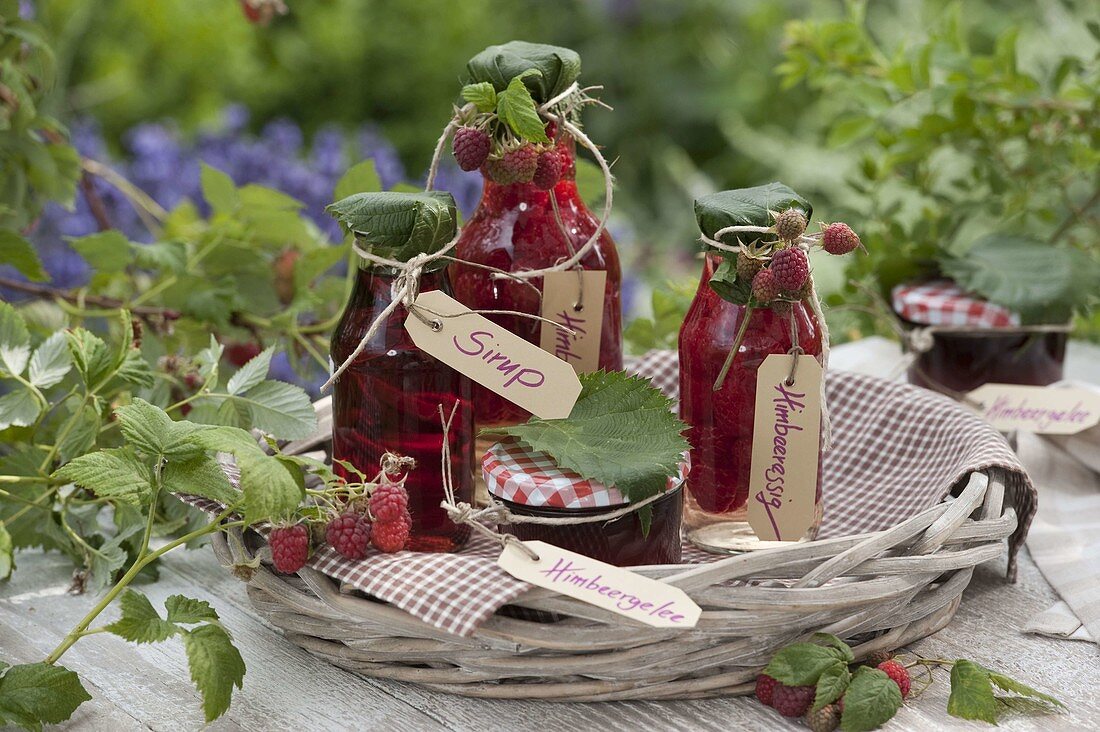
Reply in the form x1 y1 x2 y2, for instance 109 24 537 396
754 652 910 731
452 124 566 190
268 481 412 574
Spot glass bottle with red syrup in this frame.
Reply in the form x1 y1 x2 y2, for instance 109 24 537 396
679 188 825 552
450 135 623 436
330 263 474 553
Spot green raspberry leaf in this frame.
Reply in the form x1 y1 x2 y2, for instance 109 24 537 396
0 523 13 581
326 190 457 270
65 328 112 387
66 230 134 273
493 372 688 503
28 331 71 388
333 160 381 202
183 624 245 722
814 662 851 712
0 301 31 377
708 258 752 306
764 643 848 687
237 451 304 525
57 402 101 463
986 666 1064 711
947 660 998 724
0 387 41 431
226 346 275 396
812 633 855 662
495 73 551 143
695 182 812 249
53 447 153 504
105 590 180 644
115 398 204 460
221 380 317 440
0 662 91 730
461 81 498 112
162 454 238 504
0 230 48 281
200 163 239 215
165 595 220 625
840 667 903 732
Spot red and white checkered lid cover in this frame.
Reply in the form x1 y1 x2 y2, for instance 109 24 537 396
892 280 1020 328
483 438 687 509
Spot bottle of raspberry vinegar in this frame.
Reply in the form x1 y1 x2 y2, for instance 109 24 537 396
328 191 473 553
446 42 623 438
679 184 828 553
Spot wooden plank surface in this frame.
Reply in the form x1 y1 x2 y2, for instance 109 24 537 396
2 545 1097 731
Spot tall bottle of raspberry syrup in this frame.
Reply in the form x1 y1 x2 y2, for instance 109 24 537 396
446 42 623 441
679 185 826 553
328 191 473 552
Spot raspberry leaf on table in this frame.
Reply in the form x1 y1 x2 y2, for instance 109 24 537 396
839 667 903 732
947 659 1065 724
814 663 852 712
492 371 689 503
0 662 91 730
763 641 850 687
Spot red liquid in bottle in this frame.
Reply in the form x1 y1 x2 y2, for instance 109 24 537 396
679 255 823 531
330 267 473 552
450 138 623 430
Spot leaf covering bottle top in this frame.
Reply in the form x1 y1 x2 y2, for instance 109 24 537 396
694 182 812 250
326 191 457 272
464 41 582 104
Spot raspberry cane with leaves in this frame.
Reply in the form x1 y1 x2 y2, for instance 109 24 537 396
452 126 491 171
269 523 310 573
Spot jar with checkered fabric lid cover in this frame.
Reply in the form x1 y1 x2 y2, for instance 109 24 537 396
892 280 1068 396
679 185 825 553
482 439 684 566
328 192 474 552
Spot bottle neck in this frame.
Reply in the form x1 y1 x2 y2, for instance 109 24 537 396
349 267 449 311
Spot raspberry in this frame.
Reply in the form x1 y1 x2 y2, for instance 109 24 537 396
532 149 563 190
751 268 780 304
775 208 807 242
822 222 860 255
369 481 409 523
372 509 411 553
269 524 309 573
452 126 491 172
325 511 372 561
877 659 911 698
770 247 810 291
487 144 538 185
863 650 893 667
804 703 841 732
736 252 764 282
754 674 779 707
772 683 815 717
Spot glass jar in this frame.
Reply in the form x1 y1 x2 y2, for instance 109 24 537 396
483 440 683 566
330 266 474 552
449 136 623 434
904 322 1067 395
679 254 824 552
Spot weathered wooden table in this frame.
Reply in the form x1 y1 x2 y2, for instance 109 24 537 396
3 339 1099 730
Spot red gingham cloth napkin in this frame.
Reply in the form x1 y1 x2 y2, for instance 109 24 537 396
892 280 1020 327
182 351 1035 637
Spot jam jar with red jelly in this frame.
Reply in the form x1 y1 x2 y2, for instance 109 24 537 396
448 43 623 435
328 191 473 552
483 439 684 566
679 186 825 553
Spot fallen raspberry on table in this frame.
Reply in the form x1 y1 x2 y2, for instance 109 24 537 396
864 650 893 667
754 674 779 707
452 126 491 172
822 222 861 255
487 144 538 184
325 511 372 561
877 659 911 698
751 268 780 304
269 524 309 573
372 509 411 553
775 208 807 242
370 481 409 523
532 149 563 190
736 252 765 282
804 703 841 732
772 683 815 717
770 247 810 291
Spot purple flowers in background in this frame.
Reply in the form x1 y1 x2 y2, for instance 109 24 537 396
25 105 483 288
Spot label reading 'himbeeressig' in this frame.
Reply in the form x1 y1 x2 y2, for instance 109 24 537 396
403 290 581 420
497 540 701 628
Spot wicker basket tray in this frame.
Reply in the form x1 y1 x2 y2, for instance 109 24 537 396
209 464 1015 701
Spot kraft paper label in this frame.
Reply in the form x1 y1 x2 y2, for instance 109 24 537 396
967 383 1100 434
404 290 582 420
538 270 607 374
747 354 823 542
497 540 701 629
